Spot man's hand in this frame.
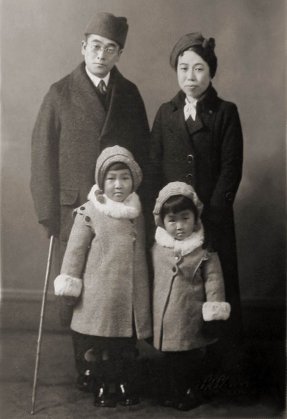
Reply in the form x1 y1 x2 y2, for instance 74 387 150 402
41 219 59 238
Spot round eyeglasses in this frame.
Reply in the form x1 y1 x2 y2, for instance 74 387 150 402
87 43 118 55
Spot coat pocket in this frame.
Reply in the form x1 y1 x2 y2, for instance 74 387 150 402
60 189 79 242
60 189 79 206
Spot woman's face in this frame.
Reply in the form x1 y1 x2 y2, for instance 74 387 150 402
177 50 211 99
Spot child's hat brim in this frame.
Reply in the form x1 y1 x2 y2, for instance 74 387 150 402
153 181 203 227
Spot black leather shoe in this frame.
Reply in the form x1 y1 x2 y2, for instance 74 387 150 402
76 370 93 392
117 382 140 406
176 388 201 411
94 383 116 408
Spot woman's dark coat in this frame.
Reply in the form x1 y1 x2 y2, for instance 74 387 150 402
149 85 243 337
31 62 150 248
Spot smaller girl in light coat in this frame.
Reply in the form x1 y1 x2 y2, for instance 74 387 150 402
152 181 231 411
54 146 152 408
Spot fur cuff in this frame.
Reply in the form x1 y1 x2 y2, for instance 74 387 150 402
54 274 82 297
202 302 231 321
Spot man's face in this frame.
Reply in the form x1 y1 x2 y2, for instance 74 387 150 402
81 34 122 77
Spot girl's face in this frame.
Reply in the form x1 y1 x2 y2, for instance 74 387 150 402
177 50 211 99
104 169 133 202
163 209 196 241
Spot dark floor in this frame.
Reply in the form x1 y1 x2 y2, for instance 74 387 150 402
0 300 286 418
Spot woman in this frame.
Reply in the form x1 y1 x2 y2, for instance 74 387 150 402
149 32 243 341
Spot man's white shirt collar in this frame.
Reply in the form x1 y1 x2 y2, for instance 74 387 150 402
85 66 110 88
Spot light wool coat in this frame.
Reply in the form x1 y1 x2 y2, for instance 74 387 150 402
54 190 152 339
152 226 230 352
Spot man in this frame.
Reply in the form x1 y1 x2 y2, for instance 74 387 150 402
31 12 150 391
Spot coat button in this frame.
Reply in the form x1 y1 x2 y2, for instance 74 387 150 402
209 109 213 114
187 154 194 164
172 266 177 273
85 216 91 222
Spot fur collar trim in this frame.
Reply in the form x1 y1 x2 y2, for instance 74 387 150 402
155 224 204 256
88 184 141 219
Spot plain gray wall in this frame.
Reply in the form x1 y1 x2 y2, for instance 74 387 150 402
1 0 285 304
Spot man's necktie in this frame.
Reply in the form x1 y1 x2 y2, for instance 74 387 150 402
97 80 107 95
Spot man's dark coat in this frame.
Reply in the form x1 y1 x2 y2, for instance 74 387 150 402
31 63 150 244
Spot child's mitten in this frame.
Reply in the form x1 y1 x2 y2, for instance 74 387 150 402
54 273 82 297
202 302 231 321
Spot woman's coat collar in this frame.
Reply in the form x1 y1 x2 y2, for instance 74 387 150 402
170 84 219 113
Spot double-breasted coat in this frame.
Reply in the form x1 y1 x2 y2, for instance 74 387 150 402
31 62 150 250
55 192 152 339
152 226 230 352
149 85 243 336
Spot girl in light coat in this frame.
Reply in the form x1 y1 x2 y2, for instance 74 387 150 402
152 181 230 411
54 146 152 408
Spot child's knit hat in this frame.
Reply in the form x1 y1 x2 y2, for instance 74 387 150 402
153 181 203 227
95 146 142 191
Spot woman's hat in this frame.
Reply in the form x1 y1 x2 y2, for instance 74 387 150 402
84 12 128 49
170 32 217 78
95 146 142 191
153 181 203 227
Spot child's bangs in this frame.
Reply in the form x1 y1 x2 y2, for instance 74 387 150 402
107 162 129 171
161 195 198 220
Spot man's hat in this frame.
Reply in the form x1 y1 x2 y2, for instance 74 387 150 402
84 12 128 48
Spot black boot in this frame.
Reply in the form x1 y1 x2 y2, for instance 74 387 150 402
76 369 94 392
117 381 140 406
92 354 117 408
94 382 117 408
176 387 201 411
72 331 98 392
116 344 140 406
170 350 203 411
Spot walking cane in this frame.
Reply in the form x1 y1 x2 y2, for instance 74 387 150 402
31 235 55 415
